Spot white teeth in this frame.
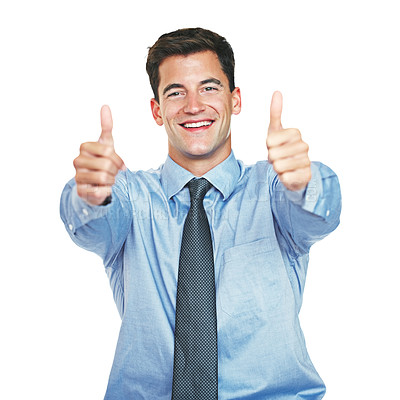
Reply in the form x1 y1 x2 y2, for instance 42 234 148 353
183 121 212 128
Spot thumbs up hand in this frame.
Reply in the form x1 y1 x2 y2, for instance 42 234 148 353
266 91 311 192
73 105 126 206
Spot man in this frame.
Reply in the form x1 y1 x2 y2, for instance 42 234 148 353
60 28 341 399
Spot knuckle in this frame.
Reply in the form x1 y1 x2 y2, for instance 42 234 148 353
273 160 284 174
73 156 79 169
288 128 301 140
105 158 116 174
279 172 290 185
76 185 87 198
91 189 105 200
300 154 311 167
103 146 114 157
267 148 276 161
79 142 89 153
297 141 308 154
98 172 110 185
74 171 84 183
115 154 124 169
305 168 312 181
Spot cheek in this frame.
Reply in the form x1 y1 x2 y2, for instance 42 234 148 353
162 105 180 126
216 97 233 116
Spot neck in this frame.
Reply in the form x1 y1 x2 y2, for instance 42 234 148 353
169 143 231 177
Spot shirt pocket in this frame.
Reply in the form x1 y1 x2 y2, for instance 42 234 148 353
218 238 284 318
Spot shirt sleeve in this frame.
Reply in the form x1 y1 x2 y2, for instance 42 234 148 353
59 171 133 266
269 161 342 256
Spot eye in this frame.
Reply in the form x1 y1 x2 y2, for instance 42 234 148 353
201 86 220 95
167 91 181 98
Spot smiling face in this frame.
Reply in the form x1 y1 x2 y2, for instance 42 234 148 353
150 51 241 174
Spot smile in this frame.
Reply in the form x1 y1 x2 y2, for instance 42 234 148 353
180 120 214 129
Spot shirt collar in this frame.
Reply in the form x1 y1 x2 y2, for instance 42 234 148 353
161 151 241 201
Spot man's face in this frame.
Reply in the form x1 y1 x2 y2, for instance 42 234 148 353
151 51 241 171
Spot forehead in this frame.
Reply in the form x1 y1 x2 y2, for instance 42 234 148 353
158 51 226 85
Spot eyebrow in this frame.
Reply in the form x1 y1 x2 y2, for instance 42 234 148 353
162 83 184 96
200 78 223 87
162 78 224 96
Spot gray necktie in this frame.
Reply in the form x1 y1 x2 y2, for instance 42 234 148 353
172 178 218 399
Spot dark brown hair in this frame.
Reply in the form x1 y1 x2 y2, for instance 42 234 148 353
146 27 236 102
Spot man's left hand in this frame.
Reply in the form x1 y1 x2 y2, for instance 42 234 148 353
266 91 311 191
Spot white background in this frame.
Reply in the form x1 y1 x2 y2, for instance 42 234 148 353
1 0 399 398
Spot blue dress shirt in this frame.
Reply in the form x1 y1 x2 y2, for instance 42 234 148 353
60 151 341 399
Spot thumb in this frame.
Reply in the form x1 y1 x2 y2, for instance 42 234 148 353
99 105 114 146
268 91 283 133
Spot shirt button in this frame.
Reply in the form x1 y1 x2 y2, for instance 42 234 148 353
82 208 89 216
68 224 74 231
326 210 330 217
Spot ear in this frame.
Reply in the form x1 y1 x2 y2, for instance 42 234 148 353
231 87 242 115
150 98 164 126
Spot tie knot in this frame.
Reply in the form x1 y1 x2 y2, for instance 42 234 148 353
188 178 212 201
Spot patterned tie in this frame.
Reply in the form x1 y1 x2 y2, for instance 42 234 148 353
172 178 218 400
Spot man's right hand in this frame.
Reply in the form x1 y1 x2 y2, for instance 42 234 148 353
73 105 126 206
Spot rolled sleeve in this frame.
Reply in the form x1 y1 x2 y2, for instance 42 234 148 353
60 178 112 235
60 172 133 263
272 161 342 255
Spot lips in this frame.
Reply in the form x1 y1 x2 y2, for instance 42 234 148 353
179 120 214 131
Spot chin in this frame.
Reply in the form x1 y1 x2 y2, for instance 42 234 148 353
185 144 226 160
185 150 213 159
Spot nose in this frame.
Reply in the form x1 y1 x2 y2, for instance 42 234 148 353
183 92 205 114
